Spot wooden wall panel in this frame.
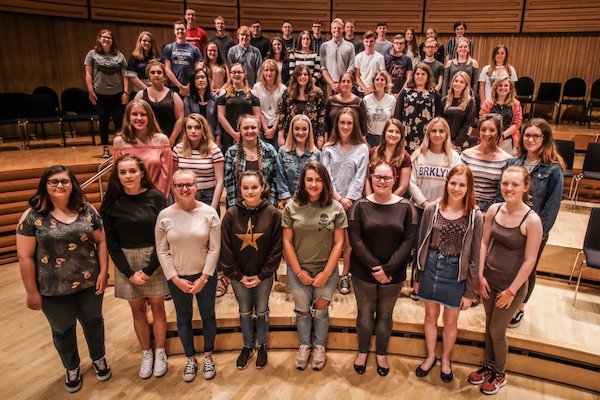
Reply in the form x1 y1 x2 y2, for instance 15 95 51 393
188 0 238 30
0 0 87 19
90 0 183 25
424 0 523 33
239 0 329 31
523 0 600 33
332 0 423 33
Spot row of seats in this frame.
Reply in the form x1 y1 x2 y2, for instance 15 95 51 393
0 88 98 148
515 77 600 126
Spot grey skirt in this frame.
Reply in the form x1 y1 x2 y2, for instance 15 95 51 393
114 246 169 301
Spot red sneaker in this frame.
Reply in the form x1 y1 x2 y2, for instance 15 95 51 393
468 364 493 385
480 372 507 395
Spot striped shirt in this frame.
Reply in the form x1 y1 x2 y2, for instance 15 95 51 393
460 152 508 203
288 51 321 80
172 143 224 190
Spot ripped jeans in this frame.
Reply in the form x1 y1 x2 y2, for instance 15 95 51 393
231 276 274 347
287 265 340 347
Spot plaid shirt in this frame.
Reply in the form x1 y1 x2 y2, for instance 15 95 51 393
224 139 278 208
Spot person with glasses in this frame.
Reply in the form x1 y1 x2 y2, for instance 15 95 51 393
101 154 169 381
418 27 445 63
249 19 271 59
311 20 327 53
420 38 444 92
155 169 221 382
498 119 564 329
384 34 413 98
17 165 110 393
348 162 417 376
227 26 263 87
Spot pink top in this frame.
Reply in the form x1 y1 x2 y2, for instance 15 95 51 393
114 144 174 197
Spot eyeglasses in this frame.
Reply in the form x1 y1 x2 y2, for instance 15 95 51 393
231 70 245 74
524 133 543 141
101 36 113 40
372 175 394 183
47 179 72 187
173 183 196 190
425 46 437 49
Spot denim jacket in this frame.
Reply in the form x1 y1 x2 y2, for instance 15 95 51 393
276 147 322 199
496 156 563 236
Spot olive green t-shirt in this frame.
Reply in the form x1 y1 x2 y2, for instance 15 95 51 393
281 200 348 272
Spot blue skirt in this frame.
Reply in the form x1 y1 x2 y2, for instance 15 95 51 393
418 250 466 309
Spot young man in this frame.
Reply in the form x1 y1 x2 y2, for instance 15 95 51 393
184 9 208 54
250 19 271 59
227 26 263 87
311 20 327 53
320 18 356 96
162 20 202 97
209 16 235 59
421 38 444 92
281 20 296 51
374 22 393 56
384 34 413 98
354 31 385 96
344 19 364 54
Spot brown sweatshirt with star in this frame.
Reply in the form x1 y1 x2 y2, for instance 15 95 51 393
220 199 283 281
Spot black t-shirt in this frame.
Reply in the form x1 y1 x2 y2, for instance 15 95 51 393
217 90 260 130
250 36 271 59
127 54 152 81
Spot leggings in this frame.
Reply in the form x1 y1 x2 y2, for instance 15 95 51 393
523 236 548 304
96 92 124 145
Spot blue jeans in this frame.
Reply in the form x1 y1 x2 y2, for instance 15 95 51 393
168 273 217 356
286 265 339 346
231 275 274 347
195 186 220 216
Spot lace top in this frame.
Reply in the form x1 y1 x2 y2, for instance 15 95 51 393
430 211 468 257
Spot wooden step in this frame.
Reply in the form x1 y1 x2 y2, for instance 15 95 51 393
0 164 100 182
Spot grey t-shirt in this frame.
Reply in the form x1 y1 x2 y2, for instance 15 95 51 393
84 50 127 95
422 59 445 86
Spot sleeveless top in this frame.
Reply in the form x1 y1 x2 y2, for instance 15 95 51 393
484 204 533 291
142 89 177 138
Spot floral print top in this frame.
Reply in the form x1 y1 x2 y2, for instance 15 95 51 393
394 88 443 153
277 89 327 138
17 203 103 296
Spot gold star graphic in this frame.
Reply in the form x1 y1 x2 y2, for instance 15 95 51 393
236 219 263 251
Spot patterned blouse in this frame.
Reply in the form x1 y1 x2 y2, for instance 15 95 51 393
394 88 443 153
17 203 103 296
277 89 327 138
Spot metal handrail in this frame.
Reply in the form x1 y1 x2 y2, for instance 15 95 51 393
81 156 114 202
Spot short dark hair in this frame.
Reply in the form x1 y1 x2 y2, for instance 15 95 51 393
282 20 292 25
236 170 271 202
295 161 333 208
376 22 388 28
312 19 322 25
29 165 85 214
453 21 467 30
250 19 261 25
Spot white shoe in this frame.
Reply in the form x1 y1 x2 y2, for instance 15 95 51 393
312 345 326 370
183 357 197 382
139 349 154 379
295 344 311 370
203 355 216 380
154 348 168 377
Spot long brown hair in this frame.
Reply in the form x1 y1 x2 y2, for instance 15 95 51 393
287 64 320 100
118 99 162 144
29 165 85 214
132 31 157 60
180 113 215 157
370 118 406 168
101 154 156 214
491 77 516 106
487 44 512 77
326 107 364 146
94 29 118 54
294 161 333 207
517 118 565 169
406 63 435 91
439 164 475 214
444 71 471 110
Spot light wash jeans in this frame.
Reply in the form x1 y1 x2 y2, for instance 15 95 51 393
231 276 274 347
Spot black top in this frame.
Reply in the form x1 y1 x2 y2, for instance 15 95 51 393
250 36 271 59
442 96 477 148
209 34 235 60
348 198 418 284
102 188 166 278
127 54 152 81
217 90 260 133
142 89 177 138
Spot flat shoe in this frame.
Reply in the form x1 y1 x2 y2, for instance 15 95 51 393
376 357 389 377
415 360 435 377
441 362 453 383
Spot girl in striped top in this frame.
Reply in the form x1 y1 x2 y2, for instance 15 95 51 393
288 30 321 83
460 114 511 212
173 113 224 215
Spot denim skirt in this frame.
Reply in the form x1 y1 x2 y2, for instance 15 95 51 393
418 250 465 309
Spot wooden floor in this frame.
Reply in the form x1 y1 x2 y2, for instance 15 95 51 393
0 263 598 399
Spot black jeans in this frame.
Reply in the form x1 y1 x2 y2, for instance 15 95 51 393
168 273 217 356
96 92 124 145
523 236 549 304
41 287 105 369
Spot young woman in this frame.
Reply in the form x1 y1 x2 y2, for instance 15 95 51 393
127 31 158 94
442 37 479 96
155 169 221 383
323 108 369 295
500 119 564 328
266 36 290 84
442 71 477 151
84 29 128 156
404 27 420 67
184 68 221 144
282 161 347 370
414 164 483 383
288 31 322 83
324 72 368 138
480 77 522 153
418 27 445 63
460 114 512 212
251 59 287 149
367 118 411 196
16 166 110 393
348 162 417 377
134 59 184 147
204 41 229 94
217 63 261 151
276 114 322 205
277 64 326 148
468 166 543 395
446 21 471 62
395 63 443 153
363 70 396 148
112 99 173 197
478 45 518 102
101 154 168 380
220 170 283 369
172 113 224 214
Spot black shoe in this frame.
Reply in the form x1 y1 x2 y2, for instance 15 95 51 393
415 360 435 377
440 362 453 383
92 357 112 381
353 353 367 375
101 146 111 158
256 345 268 369
409 290 420 301
508 309 524 328
236 347 254 370
376 357 389 377
65 367 82 393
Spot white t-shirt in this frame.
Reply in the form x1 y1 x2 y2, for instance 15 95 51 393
354 51 385 93
478 65 518 101
363 93 396 135
251 82 286 126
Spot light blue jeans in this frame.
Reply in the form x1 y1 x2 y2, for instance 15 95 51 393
231 276 274 347
286 265 339 346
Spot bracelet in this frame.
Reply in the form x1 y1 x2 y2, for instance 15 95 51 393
297 270 303 277
505 288 515 296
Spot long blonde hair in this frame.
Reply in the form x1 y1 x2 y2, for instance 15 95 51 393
284 114 315 152
411 117 453 166
179 114 215 157
444 71 471 111
225 63 252 98
491 77 516 106
258 59 282 88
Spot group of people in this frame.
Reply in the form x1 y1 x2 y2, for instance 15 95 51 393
17 12 567 397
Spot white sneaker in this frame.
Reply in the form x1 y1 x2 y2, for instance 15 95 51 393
154 348 168 377
295 344 311 370
203 355 216 380
183 357 197 382
312 345 326 370
139 349 154 379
